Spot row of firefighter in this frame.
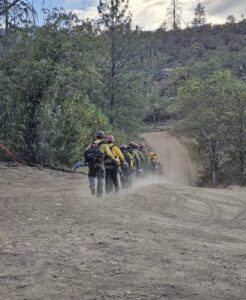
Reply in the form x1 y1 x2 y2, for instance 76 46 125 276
73 131 163 198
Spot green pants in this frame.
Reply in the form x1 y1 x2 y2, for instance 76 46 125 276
105 166 120 193
88 163 105 197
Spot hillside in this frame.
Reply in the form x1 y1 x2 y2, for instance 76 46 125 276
0 6 245 185
144 21 246 73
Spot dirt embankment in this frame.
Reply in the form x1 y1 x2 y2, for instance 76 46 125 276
141 131 197 186
1 132 246 300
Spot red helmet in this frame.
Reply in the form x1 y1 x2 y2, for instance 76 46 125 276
107 135 115 143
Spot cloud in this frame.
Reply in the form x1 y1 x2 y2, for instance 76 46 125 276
84 5 98 19
118 0 196 30
205 0 246 23
69 6 98 20
67 0 246 30
205 0 245 16
129 0 169 30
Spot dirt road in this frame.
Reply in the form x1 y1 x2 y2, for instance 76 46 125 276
141 132 197 186
1 132 246 299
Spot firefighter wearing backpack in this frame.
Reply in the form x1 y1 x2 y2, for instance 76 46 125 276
120 144 135 188
105 135 127 193
138 142 150 174
128 142 142 177
84 131 117 197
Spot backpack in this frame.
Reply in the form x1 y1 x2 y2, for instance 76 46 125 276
124 151 134 169
84 141 105 165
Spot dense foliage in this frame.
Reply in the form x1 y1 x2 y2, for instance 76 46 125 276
0 1 245 184
0 5 153 166
176 71 246 185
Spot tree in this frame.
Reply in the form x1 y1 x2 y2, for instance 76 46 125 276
50 93 109 166
98 0 131 122
176 71 240 185
167 0 182 31
229 81 246 180
98 0 151 131
0 0 20 16
0 0 36 31
192 2 206 28
159 20 167 32
0 9 112 165
226 15 237 24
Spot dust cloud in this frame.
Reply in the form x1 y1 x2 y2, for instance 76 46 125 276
141 131 197 186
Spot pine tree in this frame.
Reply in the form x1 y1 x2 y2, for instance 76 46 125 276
226 15 236 24
98 0 131 122
98 0 150 130
192 2 206 28
167 0 182 31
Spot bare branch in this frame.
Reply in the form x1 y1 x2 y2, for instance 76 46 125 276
0 0 22 16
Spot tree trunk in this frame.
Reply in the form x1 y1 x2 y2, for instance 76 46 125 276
173 1 176 30
208 139 220 186
23 90 42 163
4 0 9 32
239 152 245 177
211 159 220 186
109 26 116 124
238 114 245 178
24 101 39 163
153 112 156 123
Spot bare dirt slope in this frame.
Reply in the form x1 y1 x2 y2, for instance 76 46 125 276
1 132 246 300
141 132 197 186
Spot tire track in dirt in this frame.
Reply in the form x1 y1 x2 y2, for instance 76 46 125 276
179 192 222 224
227 204 246 227
111 186 220 224
1 135 246 300
128 184 221 224
188 189 246 227
1 197 18 218
143 131 246 228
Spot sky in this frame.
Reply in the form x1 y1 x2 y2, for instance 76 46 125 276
35 0 246 30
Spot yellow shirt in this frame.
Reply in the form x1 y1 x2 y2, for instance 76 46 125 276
87 139 115 161
108 143 125 163
149 151 157 161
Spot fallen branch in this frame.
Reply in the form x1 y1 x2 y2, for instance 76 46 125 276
0 144 22 164
44 165 88 176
